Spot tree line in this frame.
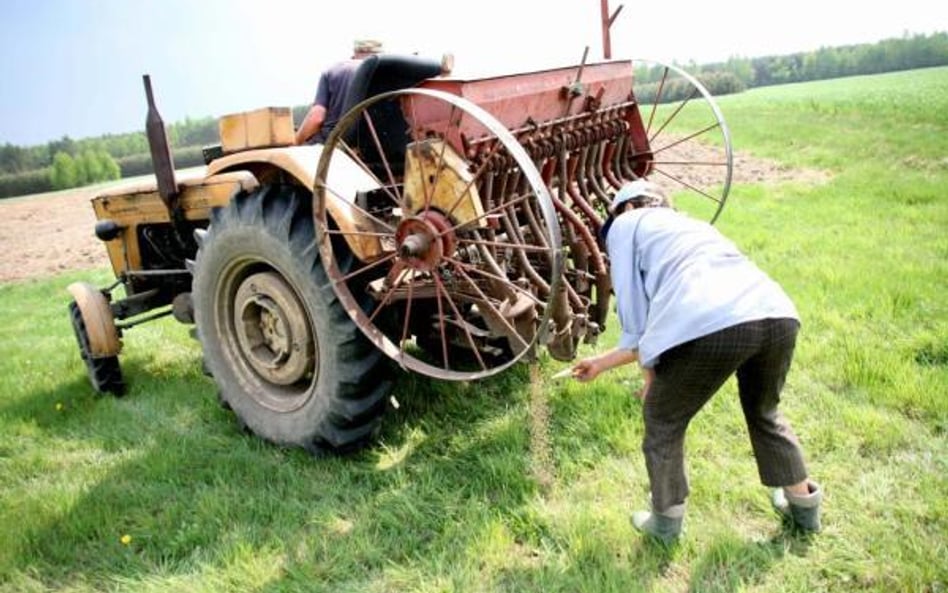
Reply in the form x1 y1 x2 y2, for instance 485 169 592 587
0 116 221 197
635 31 948 102
1 31 946 198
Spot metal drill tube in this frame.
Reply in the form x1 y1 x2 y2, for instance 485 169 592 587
574 144 595 210
586 141 611 208
474 172 512 282
602 140 624 190
608 119 628 181
520 173 551 253
616 132 637 181
500 188 550 296
567 174 602 229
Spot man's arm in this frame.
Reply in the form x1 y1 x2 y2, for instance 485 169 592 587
294 104 327 145
572 347 638 382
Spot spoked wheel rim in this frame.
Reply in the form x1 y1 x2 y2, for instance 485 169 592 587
630 59 733 223
314 88 562 381
216 259 317 412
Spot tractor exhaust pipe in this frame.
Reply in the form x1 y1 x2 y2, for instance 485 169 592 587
143 74 193 252
143 74 179 215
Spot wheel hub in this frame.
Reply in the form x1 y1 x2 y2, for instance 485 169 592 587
394 211 456 272
233 271 314 386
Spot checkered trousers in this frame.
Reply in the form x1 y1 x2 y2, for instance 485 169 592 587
643 318 809 511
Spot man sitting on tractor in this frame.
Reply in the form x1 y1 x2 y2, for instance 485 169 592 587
295 39 384 146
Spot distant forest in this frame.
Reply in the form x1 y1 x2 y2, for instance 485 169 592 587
1 31 946 198
634 31 948 102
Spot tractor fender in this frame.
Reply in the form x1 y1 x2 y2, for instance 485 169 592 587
67 282 122 357
205 145 383 260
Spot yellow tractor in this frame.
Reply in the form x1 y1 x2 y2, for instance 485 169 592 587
68 52 732 454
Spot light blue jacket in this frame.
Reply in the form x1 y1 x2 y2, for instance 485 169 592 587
606 207 798 368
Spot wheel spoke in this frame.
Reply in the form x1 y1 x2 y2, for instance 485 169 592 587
451 262 531 350
438 191 532 238
321 251 398 289
443 255 543 306
422 105 459 213
443 138 507 221
325 228 394 239
648 87 701 145
362 109 405 208
456 237 554 253
426 136 450 212
399 271 415 352
433 273 450 369
651 121 719 156
406 98 434 215
318 180 397 233
336 138 403 210
650 159 730 167
651 166 723 204
645 66 670 137
408 142 433 219
366 262 407 325
433 273 487 371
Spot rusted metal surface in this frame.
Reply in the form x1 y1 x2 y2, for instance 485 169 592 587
418 61 634 137
600 0 624 59
310 62 673 380
232 271 315 387
315 88 563 381
143 75 179 215
311 55 707 381
407 63 656 364
311 59 730 380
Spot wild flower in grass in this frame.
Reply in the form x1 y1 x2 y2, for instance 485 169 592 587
55 402 64 411
120 534 132 546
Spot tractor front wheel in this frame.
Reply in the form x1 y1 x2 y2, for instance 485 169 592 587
68 299 125 395
192 184 393 454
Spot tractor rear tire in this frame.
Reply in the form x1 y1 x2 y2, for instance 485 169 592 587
192 184 393 454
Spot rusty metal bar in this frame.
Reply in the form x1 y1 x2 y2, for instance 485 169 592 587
143 75 178 213
600 0 624 59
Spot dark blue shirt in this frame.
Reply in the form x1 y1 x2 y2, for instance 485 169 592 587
310 59 361 143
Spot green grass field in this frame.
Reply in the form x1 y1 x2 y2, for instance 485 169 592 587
1 67 946 592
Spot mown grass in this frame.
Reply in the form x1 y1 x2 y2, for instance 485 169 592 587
1 67 947 592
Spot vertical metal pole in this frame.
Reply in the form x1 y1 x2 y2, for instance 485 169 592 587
143 74 189 249
601 0 612 59
143 75 179 210
600 0 624 60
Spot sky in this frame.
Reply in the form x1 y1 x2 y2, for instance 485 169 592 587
1 0 945 147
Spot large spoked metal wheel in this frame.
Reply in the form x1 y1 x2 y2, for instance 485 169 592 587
314 88 563 381
629 59 733 223
192 184 392 454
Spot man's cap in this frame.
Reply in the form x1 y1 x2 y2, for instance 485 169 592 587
600 179 667 243
609 179 666 214
353 39 383 54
